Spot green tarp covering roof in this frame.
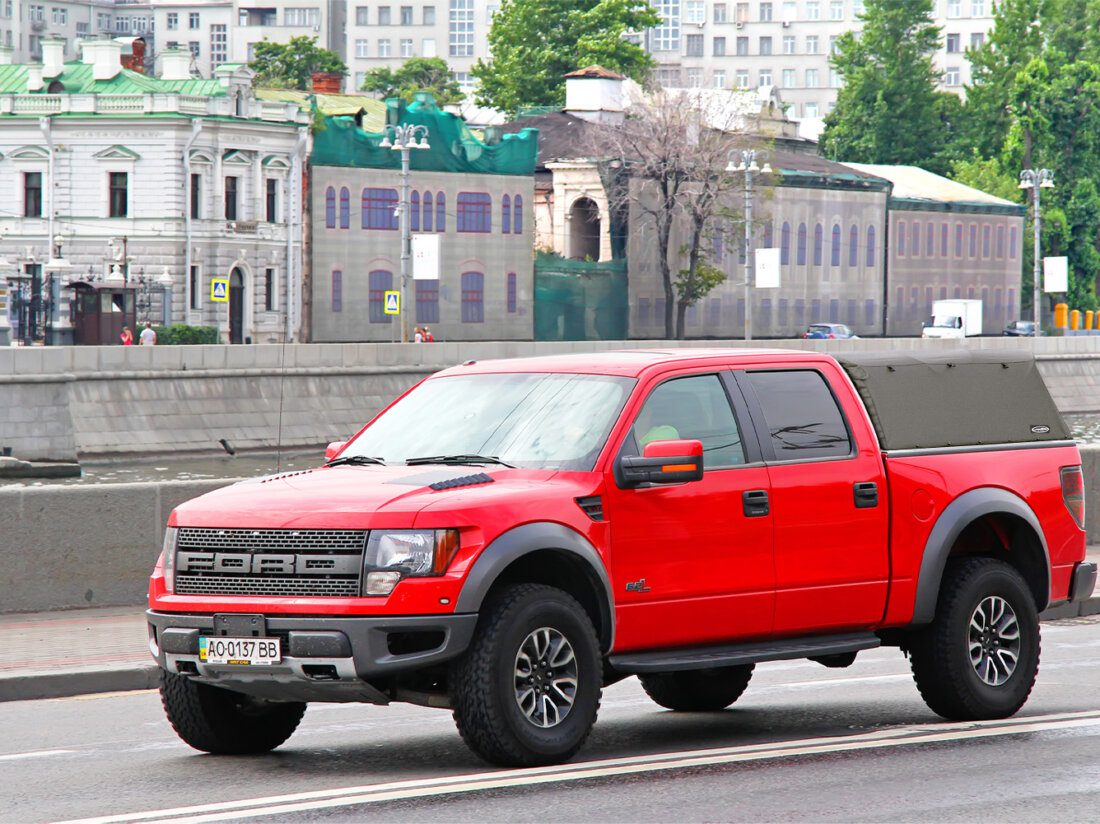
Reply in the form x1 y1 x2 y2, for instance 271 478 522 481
312 92 538 177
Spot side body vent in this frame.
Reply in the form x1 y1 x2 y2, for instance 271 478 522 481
575 495 604 521
429 472 495 491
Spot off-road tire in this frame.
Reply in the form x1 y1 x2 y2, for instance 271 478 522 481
908 557 1040 721
159 670 306 754
640 665 755 711
449 583 602 767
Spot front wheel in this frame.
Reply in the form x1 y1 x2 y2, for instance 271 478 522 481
908 557 1040 721
159 671 306 754
450 583 602 767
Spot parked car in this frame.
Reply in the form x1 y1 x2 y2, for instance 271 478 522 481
1004 320 1039 337
148 349 1093 768
803 323 858 339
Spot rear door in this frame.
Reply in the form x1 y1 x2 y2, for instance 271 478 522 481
604 370 774 651
736 364 889 634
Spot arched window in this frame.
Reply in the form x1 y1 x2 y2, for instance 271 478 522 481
866 225 876 267
368 270 393 323
762 220 773 249
897 221 906 255
926 223 935 257
507 272 517 313
513 195 523 233
955 223 964 257
813 223 823 265
797 223 807 265
461 272 484 322
502 194 511 234
339 187 349 229
912 221 921 257
423 191 433 232
1009 226 1018 259
411 191 420 232
982 224 992 258
941 223 949 257
830 223 841 266
848 225 859 267
969 224 978 257
436 192 446 232
325 186 336 228
996 224 1005 257
780 222 791 264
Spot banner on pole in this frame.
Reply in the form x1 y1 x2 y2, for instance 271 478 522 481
1044 256 1068 293
755 248 781 288
412 233 440 280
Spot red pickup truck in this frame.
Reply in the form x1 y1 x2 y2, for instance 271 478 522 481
147 349 1095 767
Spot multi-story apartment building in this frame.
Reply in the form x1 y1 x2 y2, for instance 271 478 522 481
1 0 153 63
645 0 998 131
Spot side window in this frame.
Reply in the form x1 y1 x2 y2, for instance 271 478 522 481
745 370 852 460
630 375 745 468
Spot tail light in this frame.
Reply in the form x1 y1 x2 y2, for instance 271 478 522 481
1061 466 1085 530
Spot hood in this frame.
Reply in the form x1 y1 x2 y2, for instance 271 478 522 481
171 464 564 530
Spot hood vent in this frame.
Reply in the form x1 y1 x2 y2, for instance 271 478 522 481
260 469 318 484
429 472 495 491
575 495 604 521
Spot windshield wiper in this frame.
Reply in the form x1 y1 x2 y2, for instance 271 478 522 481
406 454 515 468
326 455 386 467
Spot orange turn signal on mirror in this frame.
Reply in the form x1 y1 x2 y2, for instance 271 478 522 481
661 464 696 473
432 528 461 574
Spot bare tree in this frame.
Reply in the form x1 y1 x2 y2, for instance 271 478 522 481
594 88 767 339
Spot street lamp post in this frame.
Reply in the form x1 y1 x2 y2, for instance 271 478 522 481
1019 168 1054 331
380 124 431 343
725 149 772 341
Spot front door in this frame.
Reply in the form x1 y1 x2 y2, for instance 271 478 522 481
604 371 774 652
229 268 244 344
736 364 889 634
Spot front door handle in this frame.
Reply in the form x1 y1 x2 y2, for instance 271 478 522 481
743 489 769 517
854 481 879 508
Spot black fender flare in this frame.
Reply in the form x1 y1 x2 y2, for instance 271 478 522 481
912 487 1051 624
454 522 615 650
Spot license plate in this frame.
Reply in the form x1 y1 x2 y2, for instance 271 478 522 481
199 636 281 665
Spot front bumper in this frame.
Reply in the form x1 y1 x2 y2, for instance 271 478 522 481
146 610 478 703
1069 562 1098 604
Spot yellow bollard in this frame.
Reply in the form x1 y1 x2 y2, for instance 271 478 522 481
1055 303 1069 328
1071 309 1081 330
1087 311 1095 331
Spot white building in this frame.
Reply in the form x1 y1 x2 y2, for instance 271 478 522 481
0 38 310 346
1 0 153 64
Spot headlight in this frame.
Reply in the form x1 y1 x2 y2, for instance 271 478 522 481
363 529 459 595
161 526 178 593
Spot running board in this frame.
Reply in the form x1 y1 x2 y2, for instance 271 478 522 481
608 632 881 674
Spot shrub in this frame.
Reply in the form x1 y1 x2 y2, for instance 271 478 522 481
151 324 220 345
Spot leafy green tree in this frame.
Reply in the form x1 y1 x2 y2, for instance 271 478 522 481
821 0 948 168
361 57 466 105
249 36 346 90
473 0 660 116
949 153 1023 203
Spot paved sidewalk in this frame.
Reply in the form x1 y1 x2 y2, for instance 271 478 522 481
2 550 1098 703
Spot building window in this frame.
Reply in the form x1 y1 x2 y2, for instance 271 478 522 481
400 38 413 56
736 70 749 88
758 69 772 86
378 6 391 24
969 223 978 257
501 194 511 233
266 178 278 223
285 7 320 26
109 172 128 217
457 192 492 232
339 186 350 229
362 187 398 230
946 33 960 52
780 222 791 264
423 38 437 57
982 224 991 257
685 0 705 22
759 36 772 55
167 12 178 29
189 12 199 29
736 36 749 56
449 0 474 57
507 272 517 313
829 0 843 19
759 1 773 20
24 172 42 217
356 39 368 57
224 176 239 220
415 280 439 323
714 69 727 88
782 68 795 88
955 223 964 256
513 195 523 233
807 0 820 19
848 225 859 267
51 6 67 24
651 0 681 51
436 192 446 231
865 225 876 267
805 68 819 87
190 174 201 219
897 220 906 255
411 191 420 231
424 5 436 24
422 191 434 231
813 223 823 264
325 187 336 228
461 272 484 322
714 2 728 21
265 268 276 311
806 35 819 53
946 66 960 86
190 265 201 310
1009 226 1018 259
688 68 703 87
369 270 393 322
805 102 819 117
332 270 343 313
912 220 921 256
971 0 985 15
830 223 841 266
355 6 369 24
211 24 227 67
783 35 796 54
714 37 726 56
401 5 414 24
686 33 704 57
378 39 391 57
797 222 807 264
941 222 949 256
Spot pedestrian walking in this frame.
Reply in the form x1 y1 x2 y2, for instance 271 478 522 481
139 321 157 346
423 326 434 342
414 327 424 343
119 326 133 346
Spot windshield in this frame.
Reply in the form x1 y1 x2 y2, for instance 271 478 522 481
930 315 962 328
341 372 636 471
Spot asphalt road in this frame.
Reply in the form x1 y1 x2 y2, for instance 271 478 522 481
4 616 1100 823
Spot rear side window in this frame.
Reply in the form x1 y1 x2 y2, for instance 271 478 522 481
746 370 852 461
630 374 746 468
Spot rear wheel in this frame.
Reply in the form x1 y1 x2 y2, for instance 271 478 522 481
640 665 755 711
159 671 306 754
908 557 1040 720
449 583 602 767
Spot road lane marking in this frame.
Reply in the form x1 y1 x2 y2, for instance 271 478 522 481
0 749 75 762
58 709 1100 824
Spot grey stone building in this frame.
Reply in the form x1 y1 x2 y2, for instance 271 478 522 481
309 93 538 342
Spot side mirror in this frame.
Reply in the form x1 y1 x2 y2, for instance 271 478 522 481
324 440 346 462
619 439 704 488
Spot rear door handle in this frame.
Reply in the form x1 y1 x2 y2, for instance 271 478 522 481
743 489 769 517
854 481 879 508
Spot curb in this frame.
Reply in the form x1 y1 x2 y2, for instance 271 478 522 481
1039 594 1100 621
0 664 158 702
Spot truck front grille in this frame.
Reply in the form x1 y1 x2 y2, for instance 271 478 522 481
174 528 367 598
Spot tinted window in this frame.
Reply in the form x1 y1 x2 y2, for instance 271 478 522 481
630 375 745 468
746 370 852 460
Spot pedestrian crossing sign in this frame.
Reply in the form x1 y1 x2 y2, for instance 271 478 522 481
383 290 401 315
210 278 229 302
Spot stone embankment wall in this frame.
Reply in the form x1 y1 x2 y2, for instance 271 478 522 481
4 337 1100 462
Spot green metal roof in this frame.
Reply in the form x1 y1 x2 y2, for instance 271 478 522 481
256 89 387 130
0 62 226 95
